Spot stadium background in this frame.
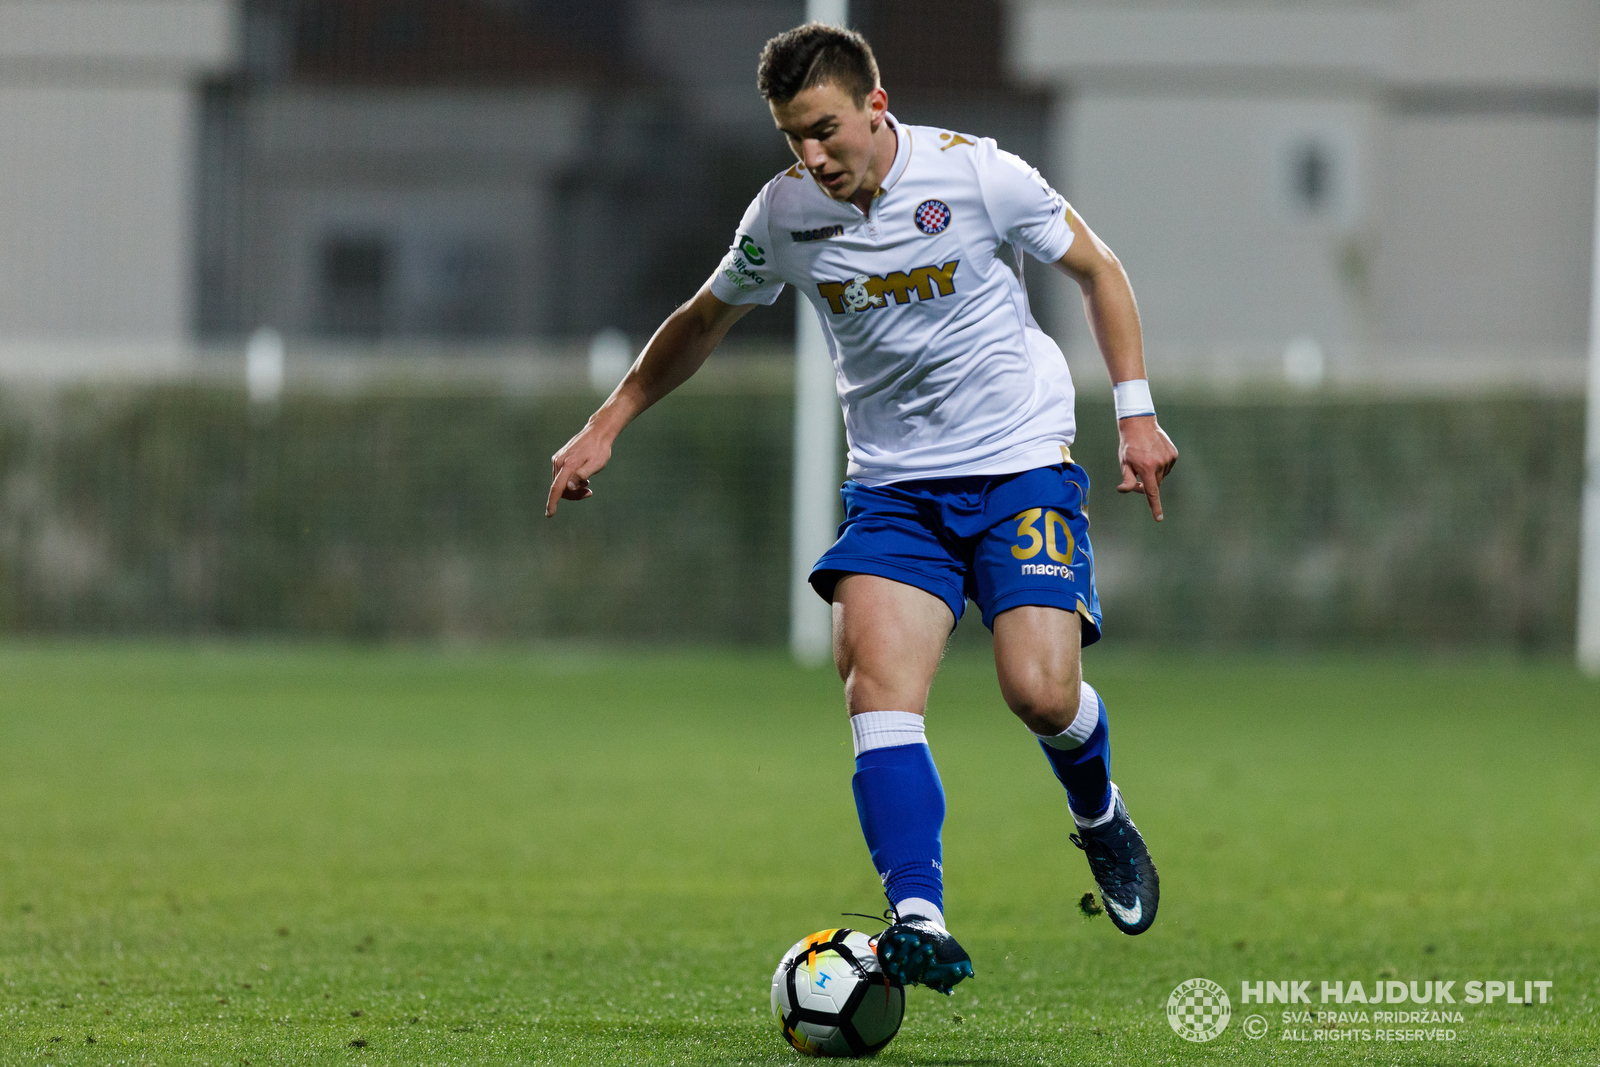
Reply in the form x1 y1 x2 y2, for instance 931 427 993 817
0 0 1594 653
1 4 1598 1064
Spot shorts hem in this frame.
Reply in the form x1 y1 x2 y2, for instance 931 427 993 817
983 589 1102 644
809 557 967 624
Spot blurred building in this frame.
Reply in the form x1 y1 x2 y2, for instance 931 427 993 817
0 0 1594 387
0 0 1070 362
0 0 235 373
1008 0 1600 388
199 0 1041 345
200 0 800 344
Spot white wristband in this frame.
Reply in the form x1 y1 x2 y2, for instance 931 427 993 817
1113 379 1155 420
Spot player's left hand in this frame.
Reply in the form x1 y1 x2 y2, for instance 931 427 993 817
1116 415 1178 522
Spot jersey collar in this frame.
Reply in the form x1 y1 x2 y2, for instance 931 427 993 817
876 112 911 200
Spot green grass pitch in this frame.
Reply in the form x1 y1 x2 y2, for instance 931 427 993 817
1 642 1596 1064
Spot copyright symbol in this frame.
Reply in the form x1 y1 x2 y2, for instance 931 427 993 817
1242 1014 1269 1039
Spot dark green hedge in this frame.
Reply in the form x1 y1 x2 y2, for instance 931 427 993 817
1071 397 1582 651
0 387 1583 650
0 388 790 641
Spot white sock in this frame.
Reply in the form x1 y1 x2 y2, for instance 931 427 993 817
850 710 926 756
1072 782 1121 829
1033 681 1101 751
895 897 946 929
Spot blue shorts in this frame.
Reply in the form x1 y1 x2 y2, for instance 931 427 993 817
809 463 1104 642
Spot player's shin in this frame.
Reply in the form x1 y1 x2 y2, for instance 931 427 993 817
848 711 945 927
1033 681 1114 826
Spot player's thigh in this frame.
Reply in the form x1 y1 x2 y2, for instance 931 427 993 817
991 604 1082 734
833 573 955 717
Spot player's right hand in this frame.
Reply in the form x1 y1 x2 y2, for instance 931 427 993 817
546 426 613 517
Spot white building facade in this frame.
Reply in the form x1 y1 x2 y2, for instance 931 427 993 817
1007 0 1600 390
0 0 236 374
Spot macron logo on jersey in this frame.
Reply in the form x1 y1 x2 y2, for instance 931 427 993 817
791 224 844 243
817 260 960 315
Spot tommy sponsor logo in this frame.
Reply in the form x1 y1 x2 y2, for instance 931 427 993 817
791 224 844 243
817 260 960 314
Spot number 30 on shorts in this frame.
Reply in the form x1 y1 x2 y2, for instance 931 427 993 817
1010 507 1074 563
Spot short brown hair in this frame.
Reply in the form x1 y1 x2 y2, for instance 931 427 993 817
757 22 880 106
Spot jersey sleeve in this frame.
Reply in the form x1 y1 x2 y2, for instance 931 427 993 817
708 189 786 306
971 138 1076 264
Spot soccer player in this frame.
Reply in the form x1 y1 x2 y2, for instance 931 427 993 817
547 23 1178 994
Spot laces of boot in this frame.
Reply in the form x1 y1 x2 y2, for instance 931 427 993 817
841 909 903 993
840 908 897 929
1070 832 1131 886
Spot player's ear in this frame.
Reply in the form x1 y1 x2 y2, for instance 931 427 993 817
866 86 888 128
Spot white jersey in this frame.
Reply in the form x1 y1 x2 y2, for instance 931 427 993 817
709 113 1078 486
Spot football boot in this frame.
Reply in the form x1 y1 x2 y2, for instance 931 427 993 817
873 916 974 995
1070 783 1159 935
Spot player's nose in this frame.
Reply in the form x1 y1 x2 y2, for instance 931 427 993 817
801 139 828 170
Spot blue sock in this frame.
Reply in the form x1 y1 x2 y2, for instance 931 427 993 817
849 712 945 920
1035 682 1113 821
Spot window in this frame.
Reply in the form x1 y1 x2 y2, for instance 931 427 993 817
1288 139 1333 216
319 234 390 338
1274 127 1357 226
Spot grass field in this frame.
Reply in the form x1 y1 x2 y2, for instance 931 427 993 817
0 642 1596 1065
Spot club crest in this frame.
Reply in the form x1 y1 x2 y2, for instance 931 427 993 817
914 200 951 235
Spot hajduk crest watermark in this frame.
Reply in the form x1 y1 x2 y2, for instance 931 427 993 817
1168 977 1555 1044
1167 979 1231 1042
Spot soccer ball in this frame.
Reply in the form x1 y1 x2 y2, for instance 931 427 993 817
771 927 905 1057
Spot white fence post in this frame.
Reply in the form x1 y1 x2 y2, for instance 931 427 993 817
789 0 849 665
1578 66 1600 677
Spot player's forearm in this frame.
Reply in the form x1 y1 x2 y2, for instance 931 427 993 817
587 302 725 438
1077 261 1147 386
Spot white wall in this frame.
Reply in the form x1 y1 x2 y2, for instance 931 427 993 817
1402 0 1600 88
0 86 194 336
1373 113 1598 348
1008 0 1600 383
0 0 235 346
1061 92 1376 357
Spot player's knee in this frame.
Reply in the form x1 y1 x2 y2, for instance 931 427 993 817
1002 670 1082 735
841 662 932 717
1007 697 1076 735
842 667 896 717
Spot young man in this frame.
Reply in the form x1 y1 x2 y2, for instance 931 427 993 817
547 24 1177 994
